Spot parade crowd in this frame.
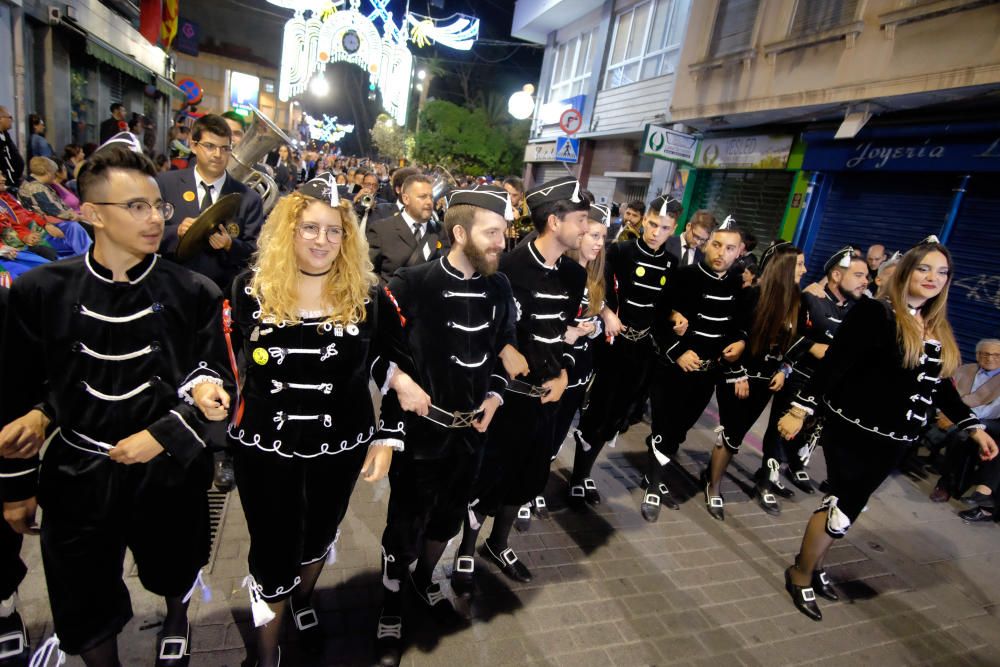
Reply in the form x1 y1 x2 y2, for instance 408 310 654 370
0 108 997 667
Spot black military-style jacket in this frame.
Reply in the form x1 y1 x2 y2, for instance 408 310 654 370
500 240 587 385
604 236 675 334
228 271 413 459
794 297 979 443
0 250 231 501
786 286 858 379
652 260 749 381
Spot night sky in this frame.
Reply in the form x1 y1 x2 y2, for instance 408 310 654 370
193 0 544 155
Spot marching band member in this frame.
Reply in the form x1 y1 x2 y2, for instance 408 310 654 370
777 237 998 621
643 217 747 522
227 174 425 666
0 142 231 667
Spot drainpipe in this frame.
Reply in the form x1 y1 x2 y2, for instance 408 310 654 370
12 4 26 149
938 174 970 245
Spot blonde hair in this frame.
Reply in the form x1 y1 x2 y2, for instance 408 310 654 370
249 191 377 325
883 242 960 377
566 221 607 317
29 156 57 176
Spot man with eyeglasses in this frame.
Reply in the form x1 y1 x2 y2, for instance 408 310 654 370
666 209 715 266
0 141 232 666
157 114 264 291
930 339 1000 520
157 115 263 494
0 106 24 194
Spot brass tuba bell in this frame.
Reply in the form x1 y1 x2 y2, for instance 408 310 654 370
227 106 294 215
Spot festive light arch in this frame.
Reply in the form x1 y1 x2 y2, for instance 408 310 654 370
270 0 479 127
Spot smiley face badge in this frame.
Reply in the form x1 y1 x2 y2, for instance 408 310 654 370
252 347 270 365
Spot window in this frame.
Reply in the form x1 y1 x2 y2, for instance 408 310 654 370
604 0 691 89
790 0 860 35
707 0 760 58
548 30 595 102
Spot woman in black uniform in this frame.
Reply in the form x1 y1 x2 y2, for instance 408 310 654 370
777 238 998 621
228 174 426 666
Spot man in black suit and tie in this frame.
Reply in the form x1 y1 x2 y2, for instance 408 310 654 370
367 173 448 284
666 208 715 266
99 103 127 145
156 114 264 291
368 166 419 226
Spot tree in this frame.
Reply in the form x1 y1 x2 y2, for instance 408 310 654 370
370 113 410 164
413 100 529 175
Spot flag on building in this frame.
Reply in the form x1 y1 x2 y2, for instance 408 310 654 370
161 0 180 49
139 0 162 46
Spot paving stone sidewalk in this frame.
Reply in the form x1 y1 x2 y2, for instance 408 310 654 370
16 402 1000 666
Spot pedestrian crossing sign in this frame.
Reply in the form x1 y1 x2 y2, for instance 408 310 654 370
555 136 579 163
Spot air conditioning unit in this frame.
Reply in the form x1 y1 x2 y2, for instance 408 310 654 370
47 6 61 25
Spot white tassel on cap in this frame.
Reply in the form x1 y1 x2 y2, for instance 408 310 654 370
29 635 65 667
504 193 515 221
242 575 277 628
921 234 939 245
570 179 581 203
97 131 145 154
719 214 736 230
838 248 853 268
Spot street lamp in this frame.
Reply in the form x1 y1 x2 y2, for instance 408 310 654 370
417 70 427 81
310 76 329 97
508 84 535 120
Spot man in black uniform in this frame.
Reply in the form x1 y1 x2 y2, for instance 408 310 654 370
569 195 682 506
643 217 748 522
762 247 868 494
0 143 232 666
452 176 588 586
375 185 521 664
366 174 449 285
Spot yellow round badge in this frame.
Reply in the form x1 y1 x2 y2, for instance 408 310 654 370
252 347 269 365
635 266 646 277
182 190 196 202
660 276 667 286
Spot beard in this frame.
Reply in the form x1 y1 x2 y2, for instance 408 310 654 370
464 241 500 276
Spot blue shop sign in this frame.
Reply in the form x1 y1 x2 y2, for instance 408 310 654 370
802 123 1000 172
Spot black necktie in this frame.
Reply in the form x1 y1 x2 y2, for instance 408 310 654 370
412 222 422 242
200 183 214 212
684 246 694 265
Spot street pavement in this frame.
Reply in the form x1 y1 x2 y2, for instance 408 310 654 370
16 401 1000 666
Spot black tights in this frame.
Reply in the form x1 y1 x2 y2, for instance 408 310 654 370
80 595 189 667
256 559 326 667
457 504 519 559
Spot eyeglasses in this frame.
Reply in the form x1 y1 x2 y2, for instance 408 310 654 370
195 141 232 155
92 200 174 221
297 223 343 243
978 352 1000 359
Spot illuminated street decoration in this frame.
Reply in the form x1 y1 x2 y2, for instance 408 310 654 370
303 112 355 144
270 0 479 126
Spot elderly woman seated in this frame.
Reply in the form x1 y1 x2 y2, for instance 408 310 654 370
0 170 89 259
14 157 91 256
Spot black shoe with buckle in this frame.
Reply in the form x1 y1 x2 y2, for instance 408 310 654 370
812 569 839 601
290 602 323 655
755 482 781 516
640 490 661 523
532 496 550 520
704 481 725 521
409 574 463 627
374 611 402 667
0 610 29 666
770 478 795 499
784 567 822 621
451 555 475 597
213 455 235 493
568 484 587 510
582 478 601 506
480 542 532 583
787 469 815 494
155 623 191 667
513 504 532 532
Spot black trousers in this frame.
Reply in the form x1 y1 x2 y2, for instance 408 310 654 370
38 441 212 655
553 383 586 462
820 415 906 537
472 391 558 515
0 518 25 601
646 363 718 486
938 419 1000 496
715 376 774 453
381 428 484 568
234 442 366 601
576 337 653 446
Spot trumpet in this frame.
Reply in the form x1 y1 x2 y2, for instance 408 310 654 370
359 193 375 209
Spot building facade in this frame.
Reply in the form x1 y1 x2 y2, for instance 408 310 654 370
669 0 1000 360
0 0 182 157
512 0 693 207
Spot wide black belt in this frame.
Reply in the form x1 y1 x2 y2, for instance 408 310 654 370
422 403 485 429
506 378 550 398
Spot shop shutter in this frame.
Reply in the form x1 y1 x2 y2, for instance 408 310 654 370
804 172 952 284
689 170 793 249
941 176 1000 362
532 164 571 189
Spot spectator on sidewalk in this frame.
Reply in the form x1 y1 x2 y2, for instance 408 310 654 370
50 159 81 212
26 114 53 161
1 168 89 258
98 102 127 144
0 106 24 191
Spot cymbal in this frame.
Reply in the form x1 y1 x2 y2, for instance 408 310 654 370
176 193 242 261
